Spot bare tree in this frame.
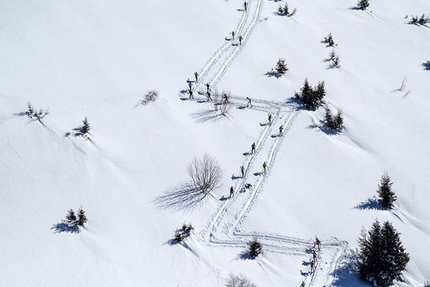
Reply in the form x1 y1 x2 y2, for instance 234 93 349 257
187 153 223 195
225 274 257 287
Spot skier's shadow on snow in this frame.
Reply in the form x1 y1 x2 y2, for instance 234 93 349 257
237 105 246 110
231 174 242 180
243 152 251 156
253 172 263 176
219 195 229 201
154 185 210 212
190 109 228 122
51 222 79 234
422 61 430 70
354 197 386 210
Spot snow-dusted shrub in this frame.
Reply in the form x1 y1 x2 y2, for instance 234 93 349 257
324 33 335 47
187 153 223 195
65 207 87 228
248 237 262 258
275 58 288 75
277 3 288 15
173 223 194 242
357 0 369 10
225 274 257 287
324 107 344 132
24 102 49 120
145 90 159 102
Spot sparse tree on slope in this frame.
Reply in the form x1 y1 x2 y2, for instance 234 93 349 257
275 58 288 75
377 173 396 207
357 0 369 10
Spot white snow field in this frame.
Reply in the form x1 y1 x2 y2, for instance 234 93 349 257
1 0 430 286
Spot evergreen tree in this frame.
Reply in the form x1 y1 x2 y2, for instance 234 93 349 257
77 208 87 227
65 209 77 225
80 117 90 135
358 220 409 286
324 33 335 47
377 173 396 207
324 107 333 128
248 237 262 258
299 79 326 110
275 58 288 75
283 3 289 15
357 0 369 10
334 109 344 131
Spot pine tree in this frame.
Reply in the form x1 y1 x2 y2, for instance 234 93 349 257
248 237 262 258
334 109 344 131
324 107 334 128
65 209 77 225
324 33 335 47
357 0 369 10
80 117 90 135
283 3 289 15
275 58 288 75
77 208 87 227
358 220 409 286
377 173 396 207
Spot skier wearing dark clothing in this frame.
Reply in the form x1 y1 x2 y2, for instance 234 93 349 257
194 71 198 82
188 82 192 90
262 162 267 174
279 125 283 136
206 91 212 102
244 1 247 11
230 186 234 198
238 35 243 46
188 89 194 100
231 31 235 40
223 94 229 104
246 97 252 108
251 142 256 154
206 83 210 92
240 165 245 177
268 113 272 125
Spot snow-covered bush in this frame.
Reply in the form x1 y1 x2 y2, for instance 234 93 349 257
324 33 335 47
145 90 159 102
248 237 262 258
225 274 257 287
357 0 369 10
173 223 194 242
24 102 49 120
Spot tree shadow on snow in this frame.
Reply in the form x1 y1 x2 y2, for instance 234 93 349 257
265 71 282 78
422 61 430 70
51 222 79 234
154 185 210 212
238 250 254 260
190 109 230 123
354 197 386 210
330 255 364 287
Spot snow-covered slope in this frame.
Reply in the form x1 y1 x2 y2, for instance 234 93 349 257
1 0 430 286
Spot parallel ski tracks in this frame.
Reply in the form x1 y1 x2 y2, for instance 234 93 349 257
185 0 348 284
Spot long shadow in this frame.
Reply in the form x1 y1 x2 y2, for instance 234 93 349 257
422 61 430 70
331 255 365 287
154 185 210 212
354 197 386 210
239 250 254 260
51 222 79 233
190 109 229 123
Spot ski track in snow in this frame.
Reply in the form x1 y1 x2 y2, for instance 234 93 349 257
183 0 350 285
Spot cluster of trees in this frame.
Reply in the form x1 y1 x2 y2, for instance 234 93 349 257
328 50 341 68
357 220 409 286
65 208 87 228
24 102 49 120
409 14 430 25
174 223 194 242
276 2 296 17
324 107 344 132
296 79 326 110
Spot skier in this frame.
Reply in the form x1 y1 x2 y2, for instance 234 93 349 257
188 81 193 91
245 183 252 189
206 91 213 102
238 35 243 46
188 89 194 100
251 142 256 154
231 31 235 40
268 113 272 125
279 125 283 136
206 83 210 92
194 71 198 82
244 1 247 11
314 236 321 251
262 162 267 174
312 250 317 262
300 282 305 287
246 97 252 108
310 260 315 273
230 186 234 198
223 94 229 104
240 165 245 177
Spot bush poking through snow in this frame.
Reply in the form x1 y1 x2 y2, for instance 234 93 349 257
64 207 87 230
225 274 257 287
410 14 430 25
357 220 409 286
277 3 288 15
248 236 262 258
323 33 335 47
376 173 396 208
275 58 288 75
187 153 223 196
423 282 430 287
357 0 369 10
23 102 49 120
173 223 194 242
72 117 91 137
145 90 159 102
